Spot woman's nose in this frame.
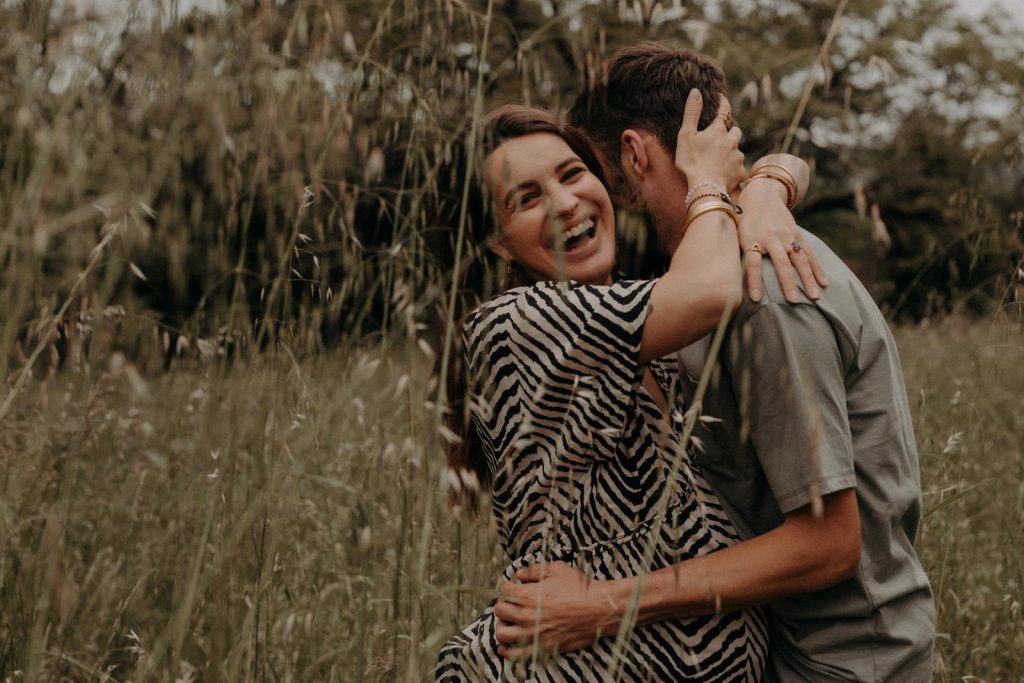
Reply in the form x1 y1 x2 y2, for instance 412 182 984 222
547 184 579 218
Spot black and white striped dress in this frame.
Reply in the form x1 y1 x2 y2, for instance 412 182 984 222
437 280 768 682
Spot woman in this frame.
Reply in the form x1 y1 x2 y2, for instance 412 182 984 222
437 93 812 681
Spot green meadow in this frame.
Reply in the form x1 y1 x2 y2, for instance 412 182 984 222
1 1 1022 680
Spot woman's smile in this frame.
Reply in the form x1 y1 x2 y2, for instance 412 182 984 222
484 132 616 286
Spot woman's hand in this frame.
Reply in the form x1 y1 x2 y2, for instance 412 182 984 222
674 90 746 192
736 179 828 303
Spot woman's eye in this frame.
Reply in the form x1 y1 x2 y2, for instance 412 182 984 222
516 193 540 209
562 167 586 182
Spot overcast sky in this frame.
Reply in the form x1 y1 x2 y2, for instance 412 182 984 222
956 0 1024 23
78 0 1024 25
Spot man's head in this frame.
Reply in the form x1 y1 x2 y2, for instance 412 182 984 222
567 42 730 251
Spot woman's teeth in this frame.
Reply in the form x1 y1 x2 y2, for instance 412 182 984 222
562 218 595 241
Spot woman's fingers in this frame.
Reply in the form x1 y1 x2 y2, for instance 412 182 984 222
804 243 829 287
766 242 801 303
715 93 731 120
743 247 765 302
680 88 703 137
789 248 821 299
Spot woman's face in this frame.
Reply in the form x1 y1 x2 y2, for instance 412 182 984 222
484 132 616 286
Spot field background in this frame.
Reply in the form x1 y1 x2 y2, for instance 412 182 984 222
1 1 1022 681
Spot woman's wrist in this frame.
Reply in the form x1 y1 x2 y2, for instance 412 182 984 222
742 175 789 205
749 153 810 205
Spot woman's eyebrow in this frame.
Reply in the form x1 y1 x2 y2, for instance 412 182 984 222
554 156 582 172
503 180 538 208
502 156 583 207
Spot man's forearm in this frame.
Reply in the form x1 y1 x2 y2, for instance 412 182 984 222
605 489 861 626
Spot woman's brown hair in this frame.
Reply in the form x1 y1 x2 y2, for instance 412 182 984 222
440 105 603 515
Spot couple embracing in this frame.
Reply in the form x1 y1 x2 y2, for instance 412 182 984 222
436 42 935 682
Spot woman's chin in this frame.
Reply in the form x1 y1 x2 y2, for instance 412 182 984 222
565 254 615 285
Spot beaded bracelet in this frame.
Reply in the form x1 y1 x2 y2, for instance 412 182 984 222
684 181 726 211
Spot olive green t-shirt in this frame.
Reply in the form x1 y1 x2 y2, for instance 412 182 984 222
676 232 935 681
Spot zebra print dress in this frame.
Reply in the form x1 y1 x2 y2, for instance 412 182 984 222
436 280 768 682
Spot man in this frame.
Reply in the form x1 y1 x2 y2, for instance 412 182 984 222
494 42 935 681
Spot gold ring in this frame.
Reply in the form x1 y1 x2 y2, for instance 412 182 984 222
716 112 733 130
747 243 763 255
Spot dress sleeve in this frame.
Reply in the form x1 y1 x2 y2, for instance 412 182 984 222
464 280 657 469
727 301 857 514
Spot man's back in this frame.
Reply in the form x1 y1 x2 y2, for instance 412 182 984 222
677 231 935 681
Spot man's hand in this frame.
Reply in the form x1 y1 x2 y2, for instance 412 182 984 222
736 179 827 303
494 562 622 659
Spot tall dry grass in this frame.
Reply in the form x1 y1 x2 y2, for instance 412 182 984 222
2 1 1023 681
2 318 1022 680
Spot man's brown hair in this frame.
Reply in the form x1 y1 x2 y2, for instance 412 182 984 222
567 41 729 184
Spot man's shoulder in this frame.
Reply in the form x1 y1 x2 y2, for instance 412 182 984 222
743 231 850 305
737 231 878 330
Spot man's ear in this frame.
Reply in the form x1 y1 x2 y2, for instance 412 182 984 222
620 129 650 178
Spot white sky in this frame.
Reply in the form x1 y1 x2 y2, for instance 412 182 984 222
955 0 1024 23
75 0 1024 24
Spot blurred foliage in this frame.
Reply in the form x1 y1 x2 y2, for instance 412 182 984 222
0 0 1022 375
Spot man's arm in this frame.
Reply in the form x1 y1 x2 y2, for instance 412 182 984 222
495 300 862 656
494 490 860 656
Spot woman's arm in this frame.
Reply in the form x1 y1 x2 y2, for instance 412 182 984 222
638 90 745 364
749 153 811 206
736 154 826 302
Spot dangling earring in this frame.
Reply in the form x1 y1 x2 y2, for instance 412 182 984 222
503 259 514 290
503 259 523 290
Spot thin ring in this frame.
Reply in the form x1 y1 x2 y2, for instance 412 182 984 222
716 112 733 130
790 240 803 254
747 243 763 255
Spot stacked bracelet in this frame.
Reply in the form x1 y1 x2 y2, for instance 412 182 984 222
689 191 744 214
682 199 738 237
744 163 799 209
684 181 726 211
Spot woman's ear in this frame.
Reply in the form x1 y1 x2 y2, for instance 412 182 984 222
488 238 512 262
620 129 650 178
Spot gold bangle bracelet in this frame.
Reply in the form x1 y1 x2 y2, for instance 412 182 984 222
749 162 797 186
683 201 738 236
747 171 797 209
749 163 799 206
687 200 737 223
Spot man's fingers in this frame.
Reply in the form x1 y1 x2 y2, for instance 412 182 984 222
516 564 543 583
789 250 821 299
494 599 530 624
497 582 526 606
494 619 533 645
744 248 764 302
680 88 703 134
498 644 532 660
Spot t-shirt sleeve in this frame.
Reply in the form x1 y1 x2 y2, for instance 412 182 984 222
727 302 857 514
465 280 656 468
